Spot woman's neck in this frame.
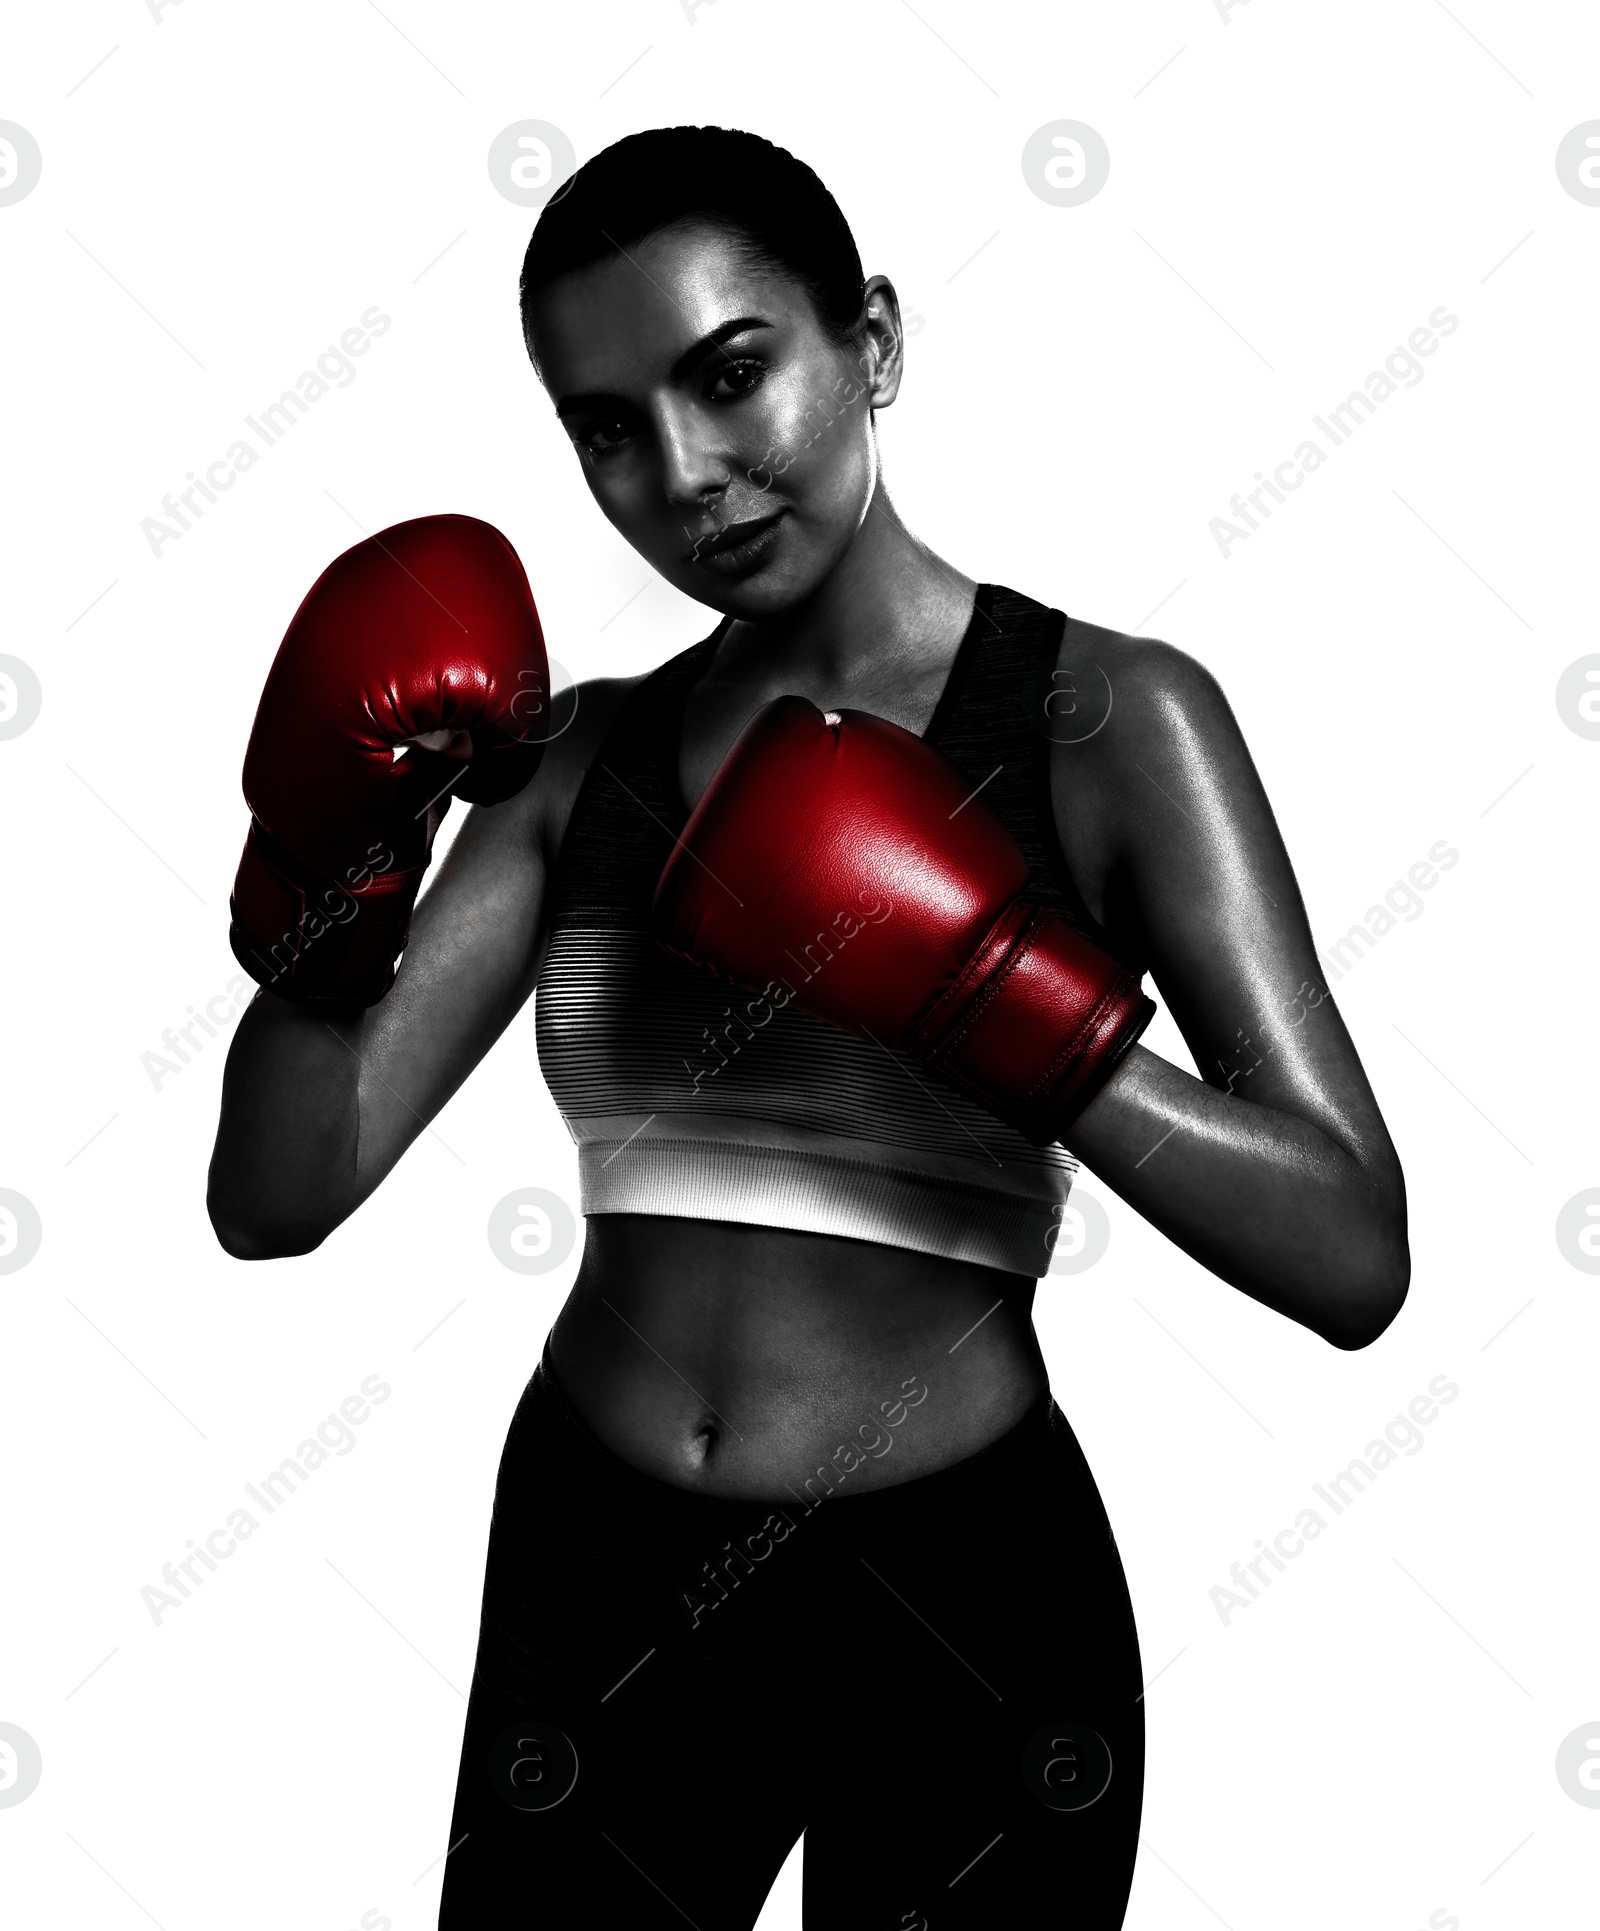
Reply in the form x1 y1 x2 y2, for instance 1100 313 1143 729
715 485 978 698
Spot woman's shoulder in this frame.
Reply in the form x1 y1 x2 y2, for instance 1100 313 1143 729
1039 607 1262 931
532 622 720 864
541 670 647 780
975 582 1227 747
1042 608 1238 769
528 670 647 866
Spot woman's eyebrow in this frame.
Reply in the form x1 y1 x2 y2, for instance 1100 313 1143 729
667 316 772 382
554 316 773 419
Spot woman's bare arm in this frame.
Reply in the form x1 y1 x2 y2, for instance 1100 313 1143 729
1052 634 1409 1348
206 679 634 1258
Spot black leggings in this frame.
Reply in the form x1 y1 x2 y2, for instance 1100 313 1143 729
439 1343 1144 1928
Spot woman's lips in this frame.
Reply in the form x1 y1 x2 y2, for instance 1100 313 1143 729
688 510 786 575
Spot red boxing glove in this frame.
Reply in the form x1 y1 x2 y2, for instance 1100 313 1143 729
653 697 1154 1144
230 514 548 1005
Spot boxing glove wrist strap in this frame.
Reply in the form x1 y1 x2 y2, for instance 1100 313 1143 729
907 902 1155 1145
228 819 428 1007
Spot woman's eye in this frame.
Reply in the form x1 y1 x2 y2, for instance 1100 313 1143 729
578 417 632 456
708 358 766 402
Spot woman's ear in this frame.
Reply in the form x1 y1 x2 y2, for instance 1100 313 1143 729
853 274 906 409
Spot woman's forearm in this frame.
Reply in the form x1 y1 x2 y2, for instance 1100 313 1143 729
1064 1045 1409 1347
207 992 366 1259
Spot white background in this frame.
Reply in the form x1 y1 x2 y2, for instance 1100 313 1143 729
2 2 1596 1927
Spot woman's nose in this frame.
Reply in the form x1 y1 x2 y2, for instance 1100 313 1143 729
654 401 733 506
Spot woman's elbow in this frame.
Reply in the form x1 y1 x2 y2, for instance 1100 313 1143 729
206 1190 333 1263
1319 1244 1411 1351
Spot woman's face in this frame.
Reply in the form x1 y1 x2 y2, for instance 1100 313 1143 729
526 221 902 619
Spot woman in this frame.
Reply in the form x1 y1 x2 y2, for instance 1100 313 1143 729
209 126 1408 1928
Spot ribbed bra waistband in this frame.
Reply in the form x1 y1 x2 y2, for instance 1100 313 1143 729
572 1112 1070 1276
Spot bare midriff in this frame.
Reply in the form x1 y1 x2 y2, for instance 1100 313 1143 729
547 1214 1048 1502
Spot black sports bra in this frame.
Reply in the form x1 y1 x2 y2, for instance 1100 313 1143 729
535 585 1144 1276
